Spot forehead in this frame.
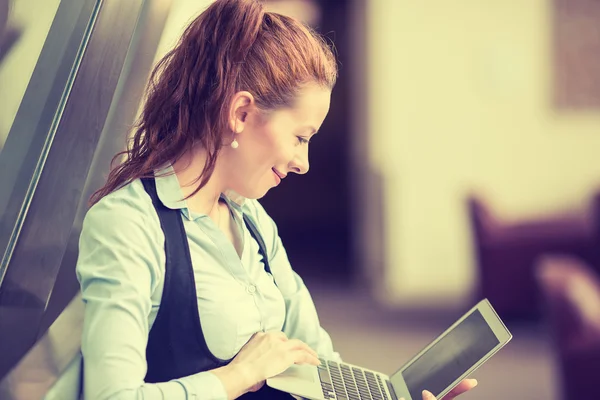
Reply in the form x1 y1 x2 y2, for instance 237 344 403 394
282 84 331 125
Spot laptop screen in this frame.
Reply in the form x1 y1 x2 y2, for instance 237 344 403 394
392 309 500 399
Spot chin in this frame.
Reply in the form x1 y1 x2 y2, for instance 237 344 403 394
233 185 271 201
249 188 271 200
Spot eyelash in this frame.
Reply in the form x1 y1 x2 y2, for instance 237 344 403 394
297 137 310 145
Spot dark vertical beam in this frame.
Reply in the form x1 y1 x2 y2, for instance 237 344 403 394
260 0 354 282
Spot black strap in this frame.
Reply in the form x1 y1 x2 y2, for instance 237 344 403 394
143 177 224 382
243 214 273 276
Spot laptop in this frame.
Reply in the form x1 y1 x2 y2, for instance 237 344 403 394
267 298 512 400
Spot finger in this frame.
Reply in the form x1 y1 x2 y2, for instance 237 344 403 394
442 379 478 399
286 339 319 358
422 390 436 400
291 349 321 366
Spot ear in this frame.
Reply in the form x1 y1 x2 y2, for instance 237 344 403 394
228 91 255 134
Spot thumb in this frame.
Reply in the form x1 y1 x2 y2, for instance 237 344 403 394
422 390 437 400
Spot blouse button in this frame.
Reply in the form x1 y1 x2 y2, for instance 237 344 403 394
247 284 257 294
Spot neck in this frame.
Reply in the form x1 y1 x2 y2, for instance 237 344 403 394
172 147 224 216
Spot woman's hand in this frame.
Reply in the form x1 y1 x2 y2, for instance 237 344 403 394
400 379 478 400
227 330 321 393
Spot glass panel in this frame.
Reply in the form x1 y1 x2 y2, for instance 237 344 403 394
0 0 100 285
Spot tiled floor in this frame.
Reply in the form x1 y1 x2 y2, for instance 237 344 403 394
306 280 558 400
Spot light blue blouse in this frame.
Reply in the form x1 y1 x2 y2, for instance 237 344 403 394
76 165 341 400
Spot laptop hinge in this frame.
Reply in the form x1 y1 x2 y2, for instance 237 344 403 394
386 379 399 400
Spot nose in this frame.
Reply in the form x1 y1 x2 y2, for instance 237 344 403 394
288 148 310 175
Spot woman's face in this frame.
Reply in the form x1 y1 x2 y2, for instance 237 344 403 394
221 83 331 199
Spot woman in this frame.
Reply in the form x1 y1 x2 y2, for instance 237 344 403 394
76 0 477 399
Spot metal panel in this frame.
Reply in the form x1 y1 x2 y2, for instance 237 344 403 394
0 0 145 379
39 0 174 336
0 0 100 287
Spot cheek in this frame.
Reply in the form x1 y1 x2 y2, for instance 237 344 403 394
259 128 294 162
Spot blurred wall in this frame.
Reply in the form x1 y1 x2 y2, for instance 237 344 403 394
365 0 600 307
150 0 211 66
0 0 61 148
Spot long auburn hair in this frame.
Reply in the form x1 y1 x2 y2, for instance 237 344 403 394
90 0 337 206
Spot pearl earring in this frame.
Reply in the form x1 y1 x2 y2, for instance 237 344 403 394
231 138 239 149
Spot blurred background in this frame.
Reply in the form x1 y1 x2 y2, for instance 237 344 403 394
1 0 600 399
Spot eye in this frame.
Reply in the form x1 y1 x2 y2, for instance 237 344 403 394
296 136 310 145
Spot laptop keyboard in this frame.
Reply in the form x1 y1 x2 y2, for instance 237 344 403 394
318 358 391 400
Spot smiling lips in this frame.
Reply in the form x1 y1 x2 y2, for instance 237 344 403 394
272 168 286 185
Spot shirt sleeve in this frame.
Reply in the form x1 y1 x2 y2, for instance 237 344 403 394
76 191 228 400
249 200 343 363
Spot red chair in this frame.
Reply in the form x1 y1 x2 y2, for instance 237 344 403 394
467 195 597 320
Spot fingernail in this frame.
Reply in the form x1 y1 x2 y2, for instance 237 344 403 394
422 390 435 400
472 378 478 386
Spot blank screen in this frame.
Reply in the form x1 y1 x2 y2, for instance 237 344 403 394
398 310 499 399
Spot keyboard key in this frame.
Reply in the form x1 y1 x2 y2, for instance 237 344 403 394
318 360 401 400
319 367 333 385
